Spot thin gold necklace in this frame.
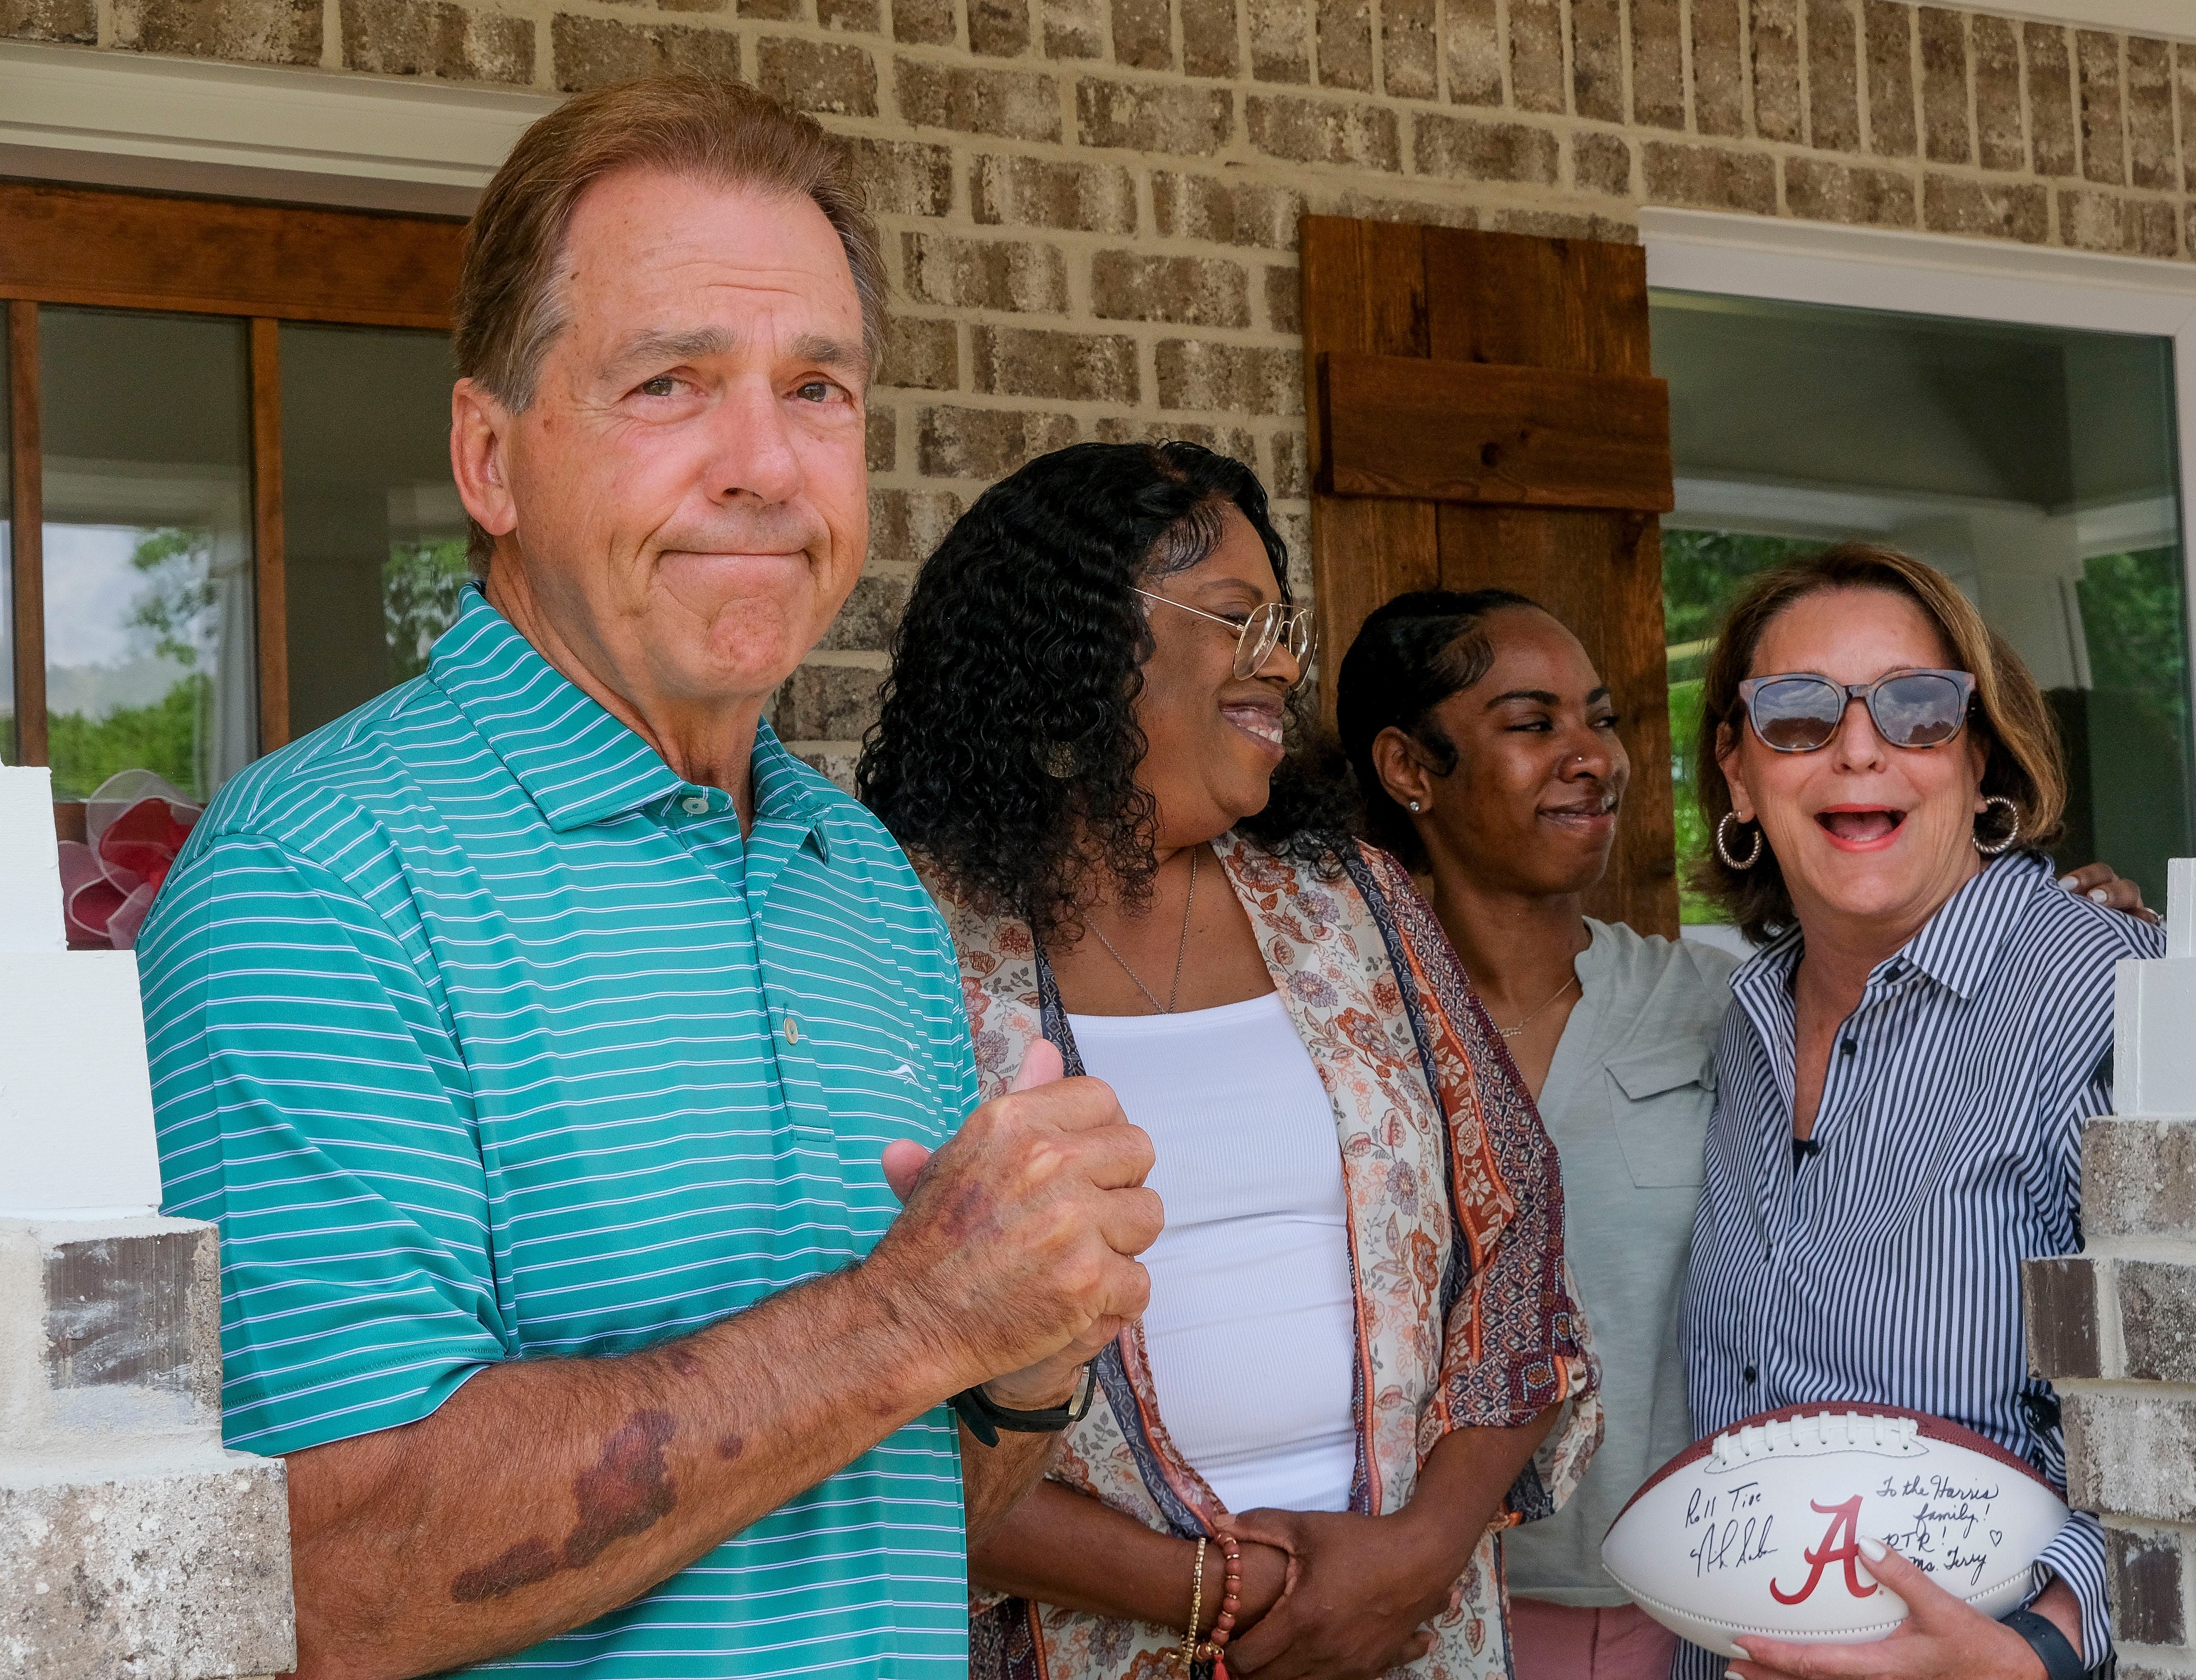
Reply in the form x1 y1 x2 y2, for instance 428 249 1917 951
1089 848 1200 1015
1496 972 1579 1039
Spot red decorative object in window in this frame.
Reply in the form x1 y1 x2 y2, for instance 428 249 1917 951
58 770 203 950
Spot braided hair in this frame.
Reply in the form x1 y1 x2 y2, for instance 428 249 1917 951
1334 587 1542 870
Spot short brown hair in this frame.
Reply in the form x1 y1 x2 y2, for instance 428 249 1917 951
1692 541 2068 940
453 76 886 563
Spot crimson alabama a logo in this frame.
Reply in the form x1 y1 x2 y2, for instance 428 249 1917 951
1769 1496 1879 1605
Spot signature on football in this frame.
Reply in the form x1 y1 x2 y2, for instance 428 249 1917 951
1678 1479 2006 1593
1686 1481 1779 1577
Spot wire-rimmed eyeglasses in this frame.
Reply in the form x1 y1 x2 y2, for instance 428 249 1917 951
1133 588 1316 684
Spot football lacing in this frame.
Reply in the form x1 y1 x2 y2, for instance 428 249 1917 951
1709 1411 1921 1470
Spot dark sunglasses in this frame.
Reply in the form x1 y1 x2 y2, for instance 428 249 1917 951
1736 668 1977 753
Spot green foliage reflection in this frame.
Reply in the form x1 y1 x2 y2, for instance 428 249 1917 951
50 526 219 802
2073 546 2193 908
49 675 208 801
1662 529 1827 922
385 539 472 684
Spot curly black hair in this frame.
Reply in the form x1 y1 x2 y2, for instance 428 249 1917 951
858 441 1353 938
1334 587 1541 871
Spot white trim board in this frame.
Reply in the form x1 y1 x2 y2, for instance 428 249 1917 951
1975 0 2196 43
1640 206 2196 299
0 40 557 214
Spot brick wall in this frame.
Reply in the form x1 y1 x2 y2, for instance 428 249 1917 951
2029 1118 2196 1677
9 0 2196 765
2028 918 2196 1677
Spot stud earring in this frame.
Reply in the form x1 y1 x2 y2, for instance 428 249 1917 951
1408 800 1423 813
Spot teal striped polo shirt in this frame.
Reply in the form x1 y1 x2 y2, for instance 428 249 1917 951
138 587 978 1677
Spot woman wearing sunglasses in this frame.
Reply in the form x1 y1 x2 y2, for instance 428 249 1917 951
1334 581 2148 1680
859 441 1601 1680
1681 542 2161 1680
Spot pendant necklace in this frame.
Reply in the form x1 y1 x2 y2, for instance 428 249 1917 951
1496 972 1579 1039
1089 847 1200 1015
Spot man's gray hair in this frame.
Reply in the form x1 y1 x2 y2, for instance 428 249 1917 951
452 74 887 572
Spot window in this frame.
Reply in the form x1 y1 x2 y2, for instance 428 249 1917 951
39 308 254 802
1652 290 2193 921
280 325 471 738
1 181 465 819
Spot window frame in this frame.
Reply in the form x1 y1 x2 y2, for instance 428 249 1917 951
1642 206 2196 881
1640 205 2196 676
1 178 465 829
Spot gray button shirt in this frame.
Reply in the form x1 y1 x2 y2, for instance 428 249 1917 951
1503 918 1738 1606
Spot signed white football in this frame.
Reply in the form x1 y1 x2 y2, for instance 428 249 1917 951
1600 1405 2069 1658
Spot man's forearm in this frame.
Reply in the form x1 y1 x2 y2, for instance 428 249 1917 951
289 1266 959 1680
960 1423 1060 1544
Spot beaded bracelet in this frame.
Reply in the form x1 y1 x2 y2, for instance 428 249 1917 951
1202 1526 1243 1679
1177 1538 1208 1674
1172 1525 1244 1678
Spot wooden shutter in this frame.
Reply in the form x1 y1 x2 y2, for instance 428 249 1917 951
1301 217 1680 938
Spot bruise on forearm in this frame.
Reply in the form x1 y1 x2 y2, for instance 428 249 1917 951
451 1410 681 1602
287 1270 951 1680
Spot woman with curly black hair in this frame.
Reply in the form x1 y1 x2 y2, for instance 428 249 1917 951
859 440 1601 1680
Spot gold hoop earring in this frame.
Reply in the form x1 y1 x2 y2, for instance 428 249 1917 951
1974 795 2020 856
1716 811 1764 870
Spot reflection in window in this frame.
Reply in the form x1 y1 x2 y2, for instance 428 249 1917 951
384 539 472 686
1654 292 2194 920
2070 546 2190 881
282 324 465 737
40 308 254 803
1662 530 1825 924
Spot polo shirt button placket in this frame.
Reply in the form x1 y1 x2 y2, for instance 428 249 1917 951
767 1002 834 1147
681 794 710 816
765 1002 845 1254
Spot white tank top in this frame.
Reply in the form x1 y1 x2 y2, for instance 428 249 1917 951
1068 991 1359 1515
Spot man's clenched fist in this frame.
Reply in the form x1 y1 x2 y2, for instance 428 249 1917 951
874 1041 1162 1409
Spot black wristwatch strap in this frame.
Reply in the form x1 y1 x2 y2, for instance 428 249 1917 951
950 1364 1097 1448
1999 1608 2084 1680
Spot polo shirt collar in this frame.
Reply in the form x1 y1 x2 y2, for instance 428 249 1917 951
429 586 830 856
749 721 835 864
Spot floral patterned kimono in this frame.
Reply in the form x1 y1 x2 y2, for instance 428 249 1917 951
930 831 1603 1680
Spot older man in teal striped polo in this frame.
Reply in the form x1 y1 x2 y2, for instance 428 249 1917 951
137 76 1160 1680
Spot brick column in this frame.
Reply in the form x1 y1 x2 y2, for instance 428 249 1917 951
0 767 294 1680
2026 860 2196 1679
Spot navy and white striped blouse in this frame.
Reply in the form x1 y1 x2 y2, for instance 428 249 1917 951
1678 850 2164 1675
